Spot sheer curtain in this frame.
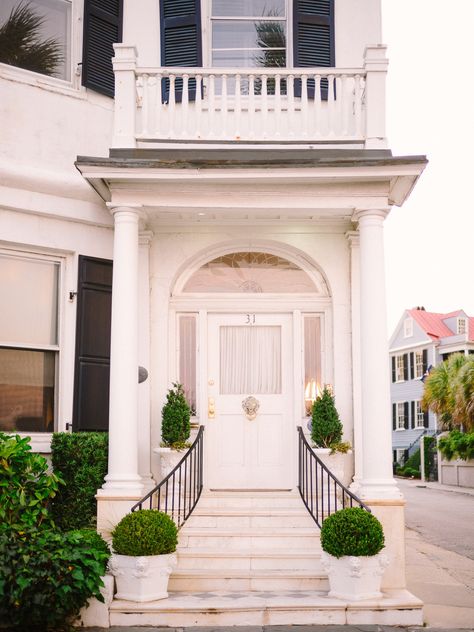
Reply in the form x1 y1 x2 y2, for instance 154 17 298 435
220 326 281 394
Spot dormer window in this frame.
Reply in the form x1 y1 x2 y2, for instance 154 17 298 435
457 317 467 335
403 317 413 338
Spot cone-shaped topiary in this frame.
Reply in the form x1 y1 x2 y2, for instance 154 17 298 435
321 507 384 558
161 382 191 448
311 386 343 448
112 510 178 556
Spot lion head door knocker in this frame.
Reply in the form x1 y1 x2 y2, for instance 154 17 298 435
242 396 260 420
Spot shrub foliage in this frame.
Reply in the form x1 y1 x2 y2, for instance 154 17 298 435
51 432 108 530
0 432 63 530
438 429 474 461
161 383 191 448
112 510 178 556
321 507 384 558
0 527 110 629
311 387 343 449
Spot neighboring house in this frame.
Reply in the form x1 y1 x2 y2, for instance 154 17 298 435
1 0 427 625
390 307 474 464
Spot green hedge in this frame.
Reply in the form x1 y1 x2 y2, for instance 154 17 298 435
396 447 421 478
51 432 108 530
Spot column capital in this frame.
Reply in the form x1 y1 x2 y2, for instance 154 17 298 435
345 230 360 247
139 230 154 246
352 208 390 223
107 203 143 218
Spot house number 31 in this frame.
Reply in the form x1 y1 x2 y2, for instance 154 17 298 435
246 314 256 324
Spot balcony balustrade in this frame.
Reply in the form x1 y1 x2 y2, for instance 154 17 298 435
112 45 387 149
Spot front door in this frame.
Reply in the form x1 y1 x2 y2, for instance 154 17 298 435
206 313 293 489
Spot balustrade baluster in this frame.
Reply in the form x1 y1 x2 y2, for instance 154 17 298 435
301 74 308 139
341 74 349 137
182 74 189 138
221 74 228 138
354 74 363 138
248 75 255 139
328 73 335 137
208 75 216 138
141 73 149 137
194 75 202 140
235 74 242 139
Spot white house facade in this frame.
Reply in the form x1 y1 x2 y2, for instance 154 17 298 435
0 0 427 625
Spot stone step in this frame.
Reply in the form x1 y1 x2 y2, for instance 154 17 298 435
189 511 315 528
169 568 329 592
109 589 424 627
178 527 321 549
176 547 322 570
197 491 305 509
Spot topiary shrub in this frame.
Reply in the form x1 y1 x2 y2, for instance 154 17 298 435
112 510 178 557
0 526 110 629
321 507 384 558
0 432 63 530
311 387 343 449
161 383 191 448
51 432 108 530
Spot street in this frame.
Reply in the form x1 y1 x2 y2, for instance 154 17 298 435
398 478 474 559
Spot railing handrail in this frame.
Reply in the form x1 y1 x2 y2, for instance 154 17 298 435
131 425 204 528
135 66 366 78
297 425 370 528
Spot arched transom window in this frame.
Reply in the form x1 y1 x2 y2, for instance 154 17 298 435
183 251 321 294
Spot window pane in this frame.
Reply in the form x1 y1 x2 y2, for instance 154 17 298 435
213 20 286 50
0 348 55 433
0 255 59 346
220 326 281 394
179 315 197 415
212 0 286 17
212 49 286 69
183 252 317 293
0 0 71 80
304 317 321 415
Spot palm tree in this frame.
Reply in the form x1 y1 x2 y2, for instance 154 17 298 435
422 353 474 431
0 2 62 76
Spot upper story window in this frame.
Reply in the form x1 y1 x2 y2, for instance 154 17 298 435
414 350 424 379
403 317 413 338
0 251 61 434
211 0 286 68
457 317 467 335
395 355 405 382
0 0 72 80
161 0 334 71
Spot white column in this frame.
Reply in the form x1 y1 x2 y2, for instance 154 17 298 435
355 209 401 500
138 230 155 491
346 231 363 490
100 206 143 496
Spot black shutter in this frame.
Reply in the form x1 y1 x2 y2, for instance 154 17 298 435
423 410 429 428
410 401 415 429
403 354 409 381
293 0 335 99
391 357 396 383
161 0 202 102
422 349 428 373
392 403 396 431
404 402 409 430
82 0 123 97
409 352 414 380
73 256 113 431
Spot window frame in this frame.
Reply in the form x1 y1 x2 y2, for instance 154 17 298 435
395 402 406 431
204 0 294 68
177 312 199 420
0 248 64 435
414 400 425 429
395 354 405 382
414 350 424 379
457 317 467 335
403 317 413 338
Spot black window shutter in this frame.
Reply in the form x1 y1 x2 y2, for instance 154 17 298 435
73 256 113 432
293 0 335 99
391 356 396 383
161 0 202 102
422 349 428 373
423 410 429 428
403 354 409 381
410 401 415 429
409 352 414 380
392 403 396 431
82 0 123 97
404 402 409 430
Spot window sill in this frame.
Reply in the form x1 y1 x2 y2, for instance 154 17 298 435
17 432 52 454
395 427 406 432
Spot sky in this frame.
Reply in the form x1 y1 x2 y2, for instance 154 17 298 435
381 0 474 333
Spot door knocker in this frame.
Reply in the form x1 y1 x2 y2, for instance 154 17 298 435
242 396 260 420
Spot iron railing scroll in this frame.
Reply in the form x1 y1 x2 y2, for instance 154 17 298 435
131 426 204 528
297 426 370 528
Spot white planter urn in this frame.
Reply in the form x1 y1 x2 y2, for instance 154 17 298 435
321 551 389 601
109 552 177 602
314 447 353 487
154 446 185 480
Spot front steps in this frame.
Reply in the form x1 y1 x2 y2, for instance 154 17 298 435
110 490 423 626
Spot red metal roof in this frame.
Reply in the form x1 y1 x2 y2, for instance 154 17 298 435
408 309 473 341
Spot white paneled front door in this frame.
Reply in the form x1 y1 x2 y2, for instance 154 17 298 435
206 313 293 489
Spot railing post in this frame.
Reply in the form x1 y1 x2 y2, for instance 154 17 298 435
364 45 388 149
112 44 137 149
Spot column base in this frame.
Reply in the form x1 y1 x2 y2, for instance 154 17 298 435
358 477 403 501
96 492 145 541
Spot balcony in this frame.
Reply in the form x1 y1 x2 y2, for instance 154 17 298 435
112 45 388 149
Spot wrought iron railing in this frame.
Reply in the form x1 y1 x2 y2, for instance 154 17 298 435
297 426 370 528
131 426 204 528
